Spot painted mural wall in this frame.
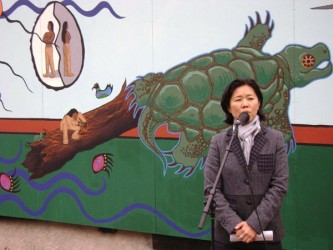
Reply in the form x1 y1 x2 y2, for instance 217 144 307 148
0 1 333 249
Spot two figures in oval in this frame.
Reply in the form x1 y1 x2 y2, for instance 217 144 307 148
43 20 74 78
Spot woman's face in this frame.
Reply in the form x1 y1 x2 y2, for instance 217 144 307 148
228 84 260 123
72 113 78 120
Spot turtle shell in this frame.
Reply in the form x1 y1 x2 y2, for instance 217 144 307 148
143 47 287 143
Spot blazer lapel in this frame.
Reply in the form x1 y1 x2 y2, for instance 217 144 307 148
248 127 267 169
226 126 268 171
226 128 247 170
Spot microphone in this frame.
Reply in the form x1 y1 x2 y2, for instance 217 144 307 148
234 112 250 126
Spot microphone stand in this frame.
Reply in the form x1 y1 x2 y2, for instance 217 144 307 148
198 123 240 250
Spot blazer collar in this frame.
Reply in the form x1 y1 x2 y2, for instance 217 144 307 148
226 126 268 169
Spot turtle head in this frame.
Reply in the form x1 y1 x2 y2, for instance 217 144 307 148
277 43 332 88
132 73 163 107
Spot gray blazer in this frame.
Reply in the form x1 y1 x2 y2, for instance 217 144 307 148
204 126 289 243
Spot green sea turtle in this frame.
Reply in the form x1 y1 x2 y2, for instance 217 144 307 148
127 11 332 176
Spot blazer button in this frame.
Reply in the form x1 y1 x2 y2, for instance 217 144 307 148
243 179 250 185
246 199 252 205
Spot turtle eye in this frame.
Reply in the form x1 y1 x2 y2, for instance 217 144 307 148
302 54 315 68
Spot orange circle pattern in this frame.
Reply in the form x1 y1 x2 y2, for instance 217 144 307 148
302 54 315 68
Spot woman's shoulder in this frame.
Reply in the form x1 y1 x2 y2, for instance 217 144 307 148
261 125 284 138
211 127 231 141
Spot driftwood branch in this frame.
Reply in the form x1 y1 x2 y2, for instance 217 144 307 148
22 82 140 179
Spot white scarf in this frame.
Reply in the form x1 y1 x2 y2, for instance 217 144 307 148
237 115 261 165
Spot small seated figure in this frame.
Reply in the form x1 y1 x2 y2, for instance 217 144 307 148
60 108 87 144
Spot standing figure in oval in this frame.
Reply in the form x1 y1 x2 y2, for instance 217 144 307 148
43 21 56 78
62 21 74 77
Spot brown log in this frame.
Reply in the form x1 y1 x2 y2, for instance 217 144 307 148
22 82 140 179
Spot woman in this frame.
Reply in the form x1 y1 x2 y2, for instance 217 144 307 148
43 21 56 78
62 21 74 77
204 79 288 250
60 108 87 145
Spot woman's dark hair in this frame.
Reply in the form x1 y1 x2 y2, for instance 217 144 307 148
48 21 54 32
62 21 68 43
66 108 78 117
220 78 265 125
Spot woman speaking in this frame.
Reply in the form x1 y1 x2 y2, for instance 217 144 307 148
204 78 289 250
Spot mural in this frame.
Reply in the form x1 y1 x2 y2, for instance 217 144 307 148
0 1 333 249
128 11 331 176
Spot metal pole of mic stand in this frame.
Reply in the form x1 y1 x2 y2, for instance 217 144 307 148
198 125 239 250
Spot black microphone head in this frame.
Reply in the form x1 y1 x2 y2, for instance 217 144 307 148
235 112 250 125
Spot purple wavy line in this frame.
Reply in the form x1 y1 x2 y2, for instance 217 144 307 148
1 0 41 17
0 189 209 238
62 0 125 18
1 0 124 19
0 141 22 165
8 169 106 196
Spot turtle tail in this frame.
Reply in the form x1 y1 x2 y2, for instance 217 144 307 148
138 108 167 167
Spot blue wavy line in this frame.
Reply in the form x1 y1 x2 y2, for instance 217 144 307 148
0 188 209 238
8 169 106 196
0 141 22 165
62 0 125 18
1 0 124 19
1 0 42 17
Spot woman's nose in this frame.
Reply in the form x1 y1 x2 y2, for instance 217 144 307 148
241 100 249 107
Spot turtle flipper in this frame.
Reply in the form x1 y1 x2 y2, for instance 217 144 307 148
237 11 274 51
163 132 208 177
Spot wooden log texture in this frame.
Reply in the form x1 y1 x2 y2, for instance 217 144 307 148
22 82 140 179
